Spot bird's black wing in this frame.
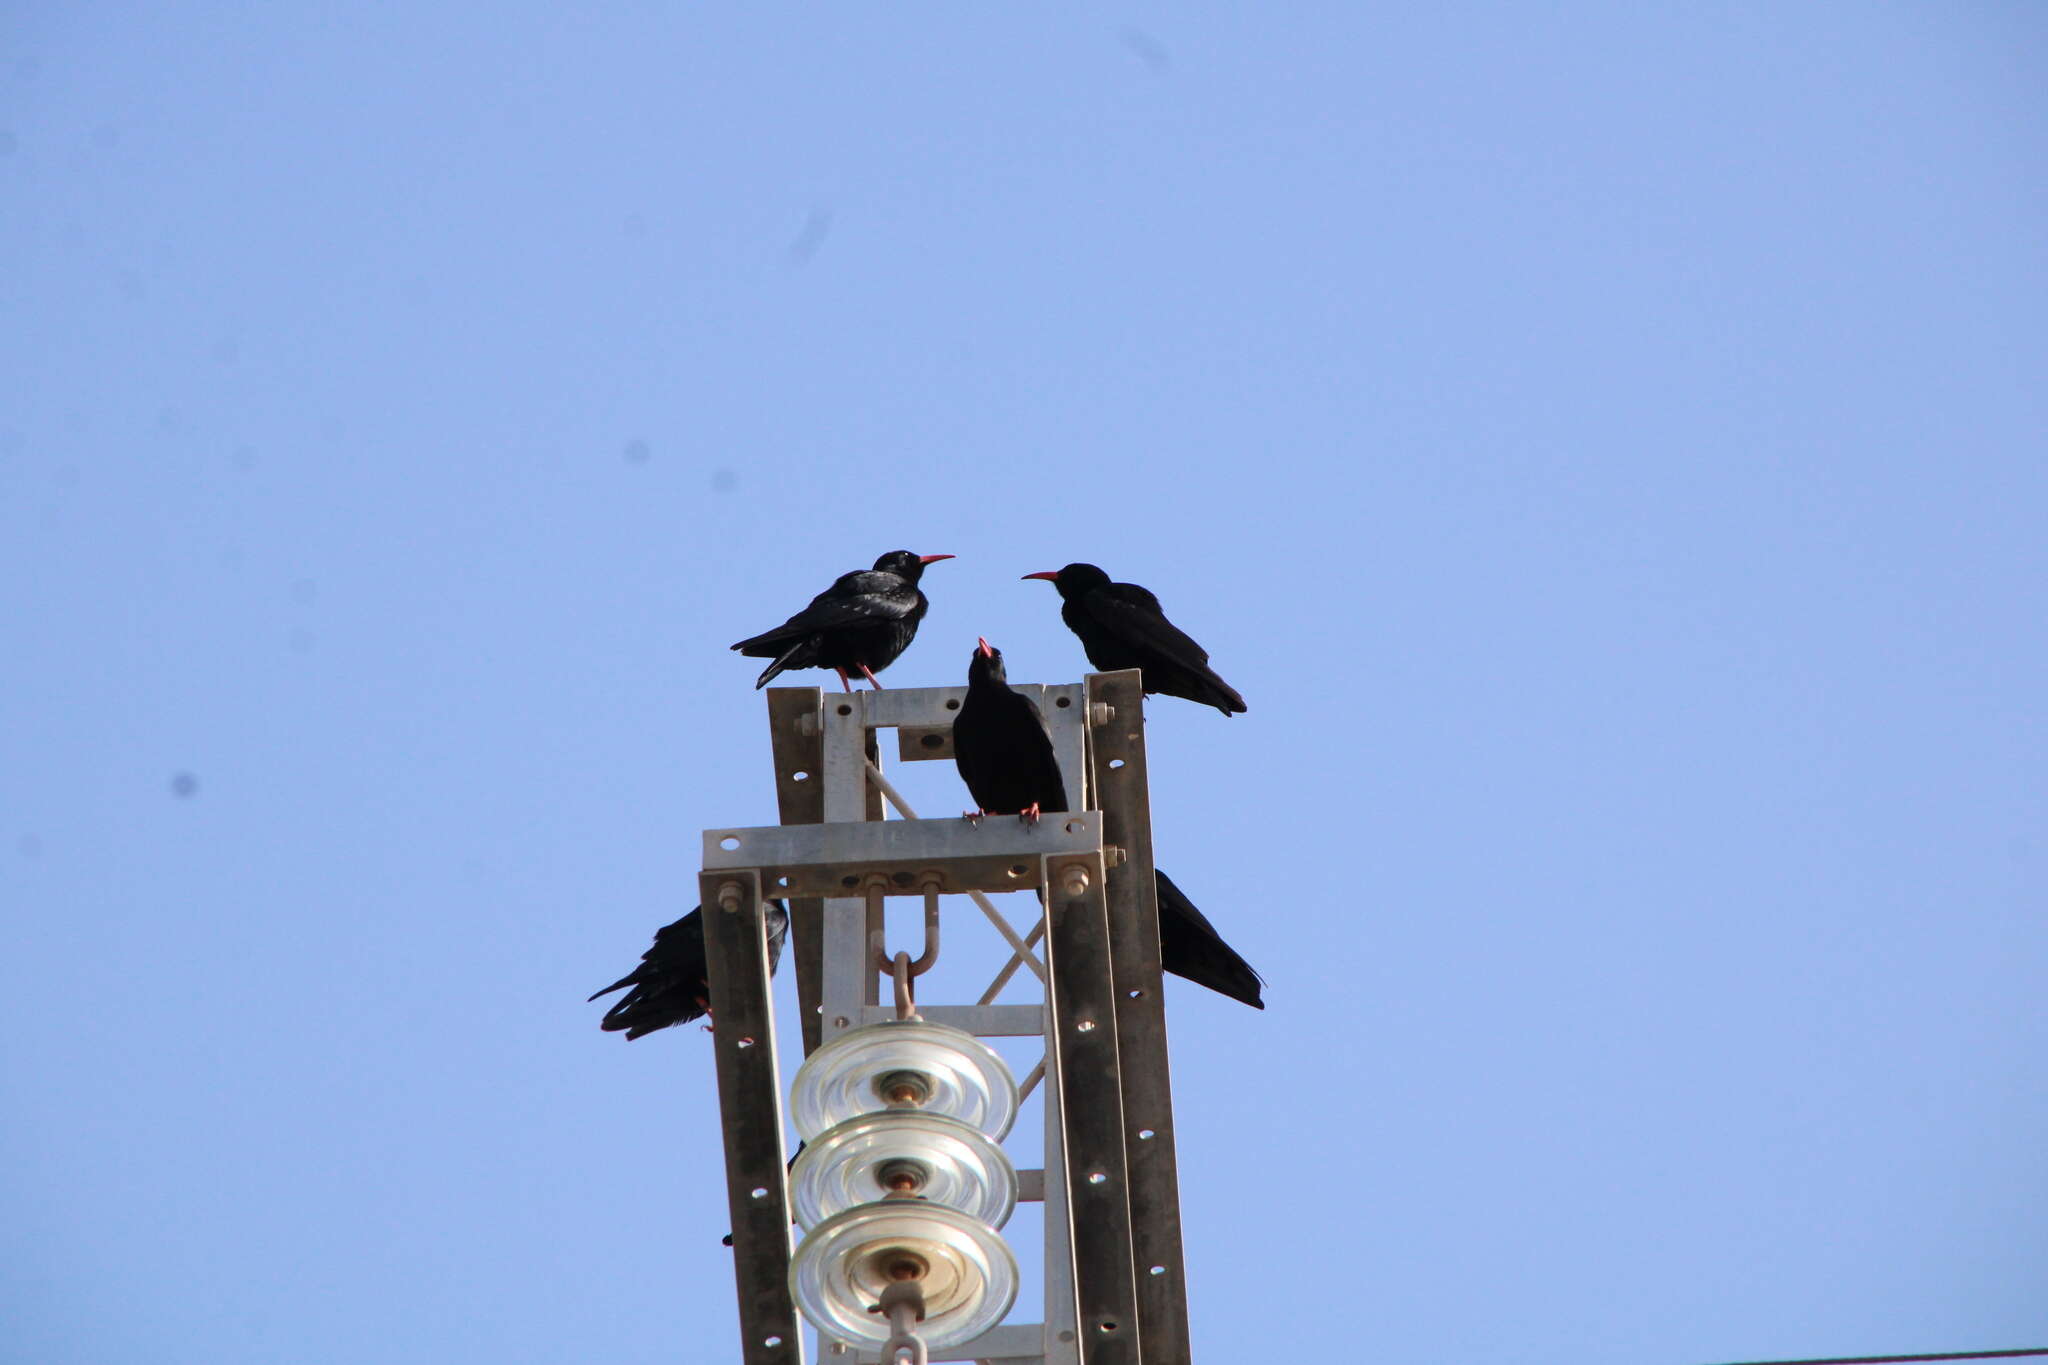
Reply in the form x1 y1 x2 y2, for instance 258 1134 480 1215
1008 691 1071 813
1153 869 1264 1010
954 688 1069 816
731 570 920 654
589 907 710 1039
591 901 791 1040
1079 584 1216 666
1079 586 1247 713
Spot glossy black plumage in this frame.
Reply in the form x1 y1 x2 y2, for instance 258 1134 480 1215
947 642 1262 1008
952 638 1069 820
732 550 952 691
1153 869 1264 1010
589 902 790 1040
1023 562 1246 715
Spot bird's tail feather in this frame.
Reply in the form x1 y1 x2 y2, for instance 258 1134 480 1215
752 640 811 688
1154 868 1265 1009
587 975 635 1003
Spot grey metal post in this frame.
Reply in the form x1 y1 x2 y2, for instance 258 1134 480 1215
1086 671 1190 1364
698 868 805 1365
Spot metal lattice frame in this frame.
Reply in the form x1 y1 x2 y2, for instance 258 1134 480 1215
699 671 1191 1365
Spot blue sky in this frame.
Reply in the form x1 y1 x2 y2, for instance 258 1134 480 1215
3 5 2044 1362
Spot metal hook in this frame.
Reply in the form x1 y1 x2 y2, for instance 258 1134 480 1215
873 877 942 979
908 879 941 976
892 951 919 1021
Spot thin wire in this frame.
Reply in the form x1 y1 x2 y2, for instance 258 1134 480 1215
1705 1350 2048 1365
978 911 1046 1005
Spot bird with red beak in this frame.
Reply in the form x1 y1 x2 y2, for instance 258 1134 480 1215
732 550 954 691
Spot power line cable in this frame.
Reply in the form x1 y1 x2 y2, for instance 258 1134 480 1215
1706 1350 2048 1365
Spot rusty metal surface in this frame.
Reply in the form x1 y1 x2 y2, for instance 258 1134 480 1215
698 869 804 1365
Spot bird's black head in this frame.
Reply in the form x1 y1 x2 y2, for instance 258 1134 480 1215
967 636 1009 688
875 549 955 580
1022 563 1109 597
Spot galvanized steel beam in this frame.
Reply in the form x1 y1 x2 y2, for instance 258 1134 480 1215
698 869 804 1365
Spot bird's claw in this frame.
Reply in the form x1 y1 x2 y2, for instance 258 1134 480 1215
963 810 985 825
1020 803 1042 825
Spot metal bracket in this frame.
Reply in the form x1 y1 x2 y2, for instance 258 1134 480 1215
703 815 1106 899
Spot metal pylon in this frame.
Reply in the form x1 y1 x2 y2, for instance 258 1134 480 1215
697 670 1192 1365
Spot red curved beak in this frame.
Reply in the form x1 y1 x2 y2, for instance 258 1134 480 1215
918 553 956 565
1021 571 1058 582
976 637 993 658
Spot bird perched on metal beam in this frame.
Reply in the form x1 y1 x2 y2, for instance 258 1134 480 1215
949 637 1263 1008
733 550 954 691
953 636 1070 823
589 902 790 1039
1022 562 1247 715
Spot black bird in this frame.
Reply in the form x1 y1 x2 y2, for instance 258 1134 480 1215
953 637 1069 823
1022 563 1246 715
733 550 954 691
1153 868 1264 1010
949 638 1262 1008
589 902 790 1040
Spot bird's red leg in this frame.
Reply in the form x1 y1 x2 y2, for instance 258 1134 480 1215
962 809 986 824
858 663 886 690
834 667 854 693
1020 803 1042 825
698 996 715 1032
